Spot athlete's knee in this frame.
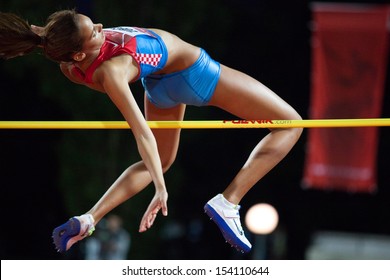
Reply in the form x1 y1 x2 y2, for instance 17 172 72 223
291 126 303 143
287 112 303 142
274 110 303 142
160 154 176 173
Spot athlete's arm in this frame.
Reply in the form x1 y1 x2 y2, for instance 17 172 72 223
98 59 168 227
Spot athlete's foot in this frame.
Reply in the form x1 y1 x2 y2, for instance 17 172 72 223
52 214 95 253
204 194 252 253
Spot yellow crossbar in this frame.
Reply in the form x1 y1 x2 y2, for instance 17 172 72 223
0 119 389 129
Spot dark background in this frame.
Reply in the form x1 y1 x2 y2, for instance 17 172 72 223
0 0 389 260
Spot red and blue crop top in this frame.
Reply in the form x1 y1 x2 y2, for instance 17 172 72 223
71 26 168 84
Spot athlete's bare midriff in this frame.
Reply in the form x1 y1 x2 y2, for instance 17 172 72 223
149 29 201 75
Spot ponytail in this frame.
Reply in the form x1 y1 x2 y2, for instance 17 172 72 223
0 12 43 59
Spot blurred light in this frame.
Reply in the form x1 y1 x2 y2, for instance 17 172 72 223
245 203 279 235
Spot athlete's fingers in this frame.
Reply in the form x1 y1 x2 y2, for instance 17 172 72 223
139 217 149 232
139 211 151 232
148 212 157 227
139 208 157 232
161 201 168 216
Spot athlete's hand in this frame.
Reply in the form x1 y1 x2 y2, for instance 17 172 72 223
139 190 168 232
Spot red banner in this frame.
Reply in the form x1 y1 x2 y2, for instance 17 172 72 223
303 4 390 192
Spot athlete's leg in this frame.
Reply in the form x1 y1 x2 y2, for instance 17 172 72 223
53 95 185 252
204 64 302 253
208 64 303 204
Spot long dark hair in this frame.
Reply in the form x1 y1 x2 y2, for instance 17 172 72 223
0 12 41 59
0 10 84 62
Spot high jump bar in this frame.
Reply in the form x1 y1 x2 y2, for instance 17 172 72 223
0 119 389 129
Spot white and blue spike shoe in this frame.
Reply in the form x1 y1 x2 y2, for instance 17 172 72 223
204 194 251 253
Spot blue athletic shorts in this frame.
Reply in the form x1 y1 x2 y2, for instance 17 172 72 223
142 49 221 108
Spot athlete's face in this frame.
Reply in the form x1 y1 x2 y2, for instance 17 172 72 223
77 14 105 54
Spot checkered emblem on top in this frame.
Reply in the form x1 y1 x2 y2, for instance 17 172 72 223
134 53 162 67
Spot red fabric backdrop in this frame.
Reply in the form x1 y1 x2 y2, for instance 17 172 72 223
303 4 390 192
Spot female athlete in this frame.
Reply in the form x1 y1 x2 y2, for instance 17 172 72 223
0 10 302 254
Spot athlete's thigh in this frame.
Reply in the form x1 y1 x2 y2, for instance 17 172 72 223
208 64 301 120
144 94 186 167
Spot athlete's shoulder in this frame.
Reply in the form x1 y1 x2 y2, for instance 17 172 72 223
95 54 139 83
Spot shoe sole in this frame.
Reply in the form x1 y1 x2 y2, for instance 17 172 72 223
204 203 251 253
52 218 81 253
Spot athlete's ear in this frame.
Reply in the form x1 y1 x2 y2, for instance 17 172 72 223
73 52 86 62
